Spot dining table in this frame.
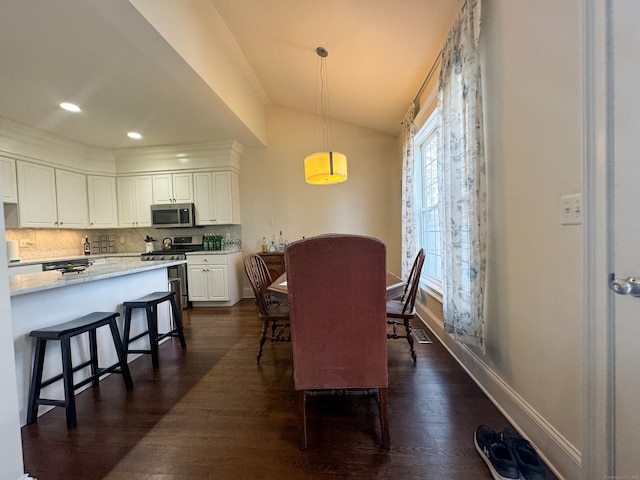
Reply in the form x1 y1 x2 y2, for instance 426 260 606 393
268 271 405 301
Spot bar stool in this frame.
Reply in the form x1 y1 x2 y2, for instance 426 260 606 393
27 311 134 429
122 291 186 369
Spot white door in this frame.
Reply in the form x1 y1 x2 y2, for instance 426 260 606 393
207 265 228 301
55 169 88 228
1 156 17 203
193 172 214 225
16 161 57 227
152 174 173 204
87 176 118 228
187 264 208 301
611 0 640 475
172 173 193 203
134 176 153 227
212 171 232 224
117 177 136 227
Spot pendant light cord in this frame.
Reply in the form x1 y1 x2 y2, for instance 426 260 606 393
314 47 333 152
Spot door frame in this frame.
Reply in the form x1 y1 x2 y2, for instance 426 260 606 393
583 0 614 478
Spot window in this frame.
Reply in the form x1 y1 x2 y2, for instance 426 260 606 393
414 109 442 293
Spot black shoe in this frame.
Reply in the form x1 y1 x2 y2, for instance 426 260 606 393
474 425 519 480
501 426 546 480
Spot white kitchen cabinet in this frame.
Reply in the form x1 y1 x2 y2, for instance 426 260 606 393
186 251 242 305
152 173 193 204
87 175 118 228
1 156 18 203
187 256 228 301
15 162 89 228
55 169 89 228
193 171 240 225
16 161 58 227
117 176 152 227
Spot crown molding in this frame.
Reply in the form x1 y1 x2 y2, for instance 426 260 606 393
113 140 243 174
0 116 243 175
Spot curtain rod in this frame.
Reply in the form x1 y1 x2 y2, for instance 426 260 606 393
413 52 442 106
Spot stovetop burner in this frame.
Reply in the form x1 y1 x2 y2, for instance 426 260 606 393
146 246 203 255
141 235 204 260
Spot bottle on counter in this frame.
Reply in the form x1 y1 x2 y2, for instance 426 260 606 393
83 236 91 255
278 230 285 252
269 240 277 252
261 237 268 253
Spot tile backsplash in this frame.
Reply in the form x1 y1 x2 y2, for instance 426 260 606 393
5 225 242 260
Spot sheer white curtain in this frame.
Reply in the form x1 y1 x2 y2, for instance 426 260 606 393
400 104 417 278
437 0 487 350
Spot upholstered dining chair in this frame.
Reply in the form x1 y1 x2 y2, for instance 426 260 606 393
244 254 290 363
285 234 390 450
386 248 425 362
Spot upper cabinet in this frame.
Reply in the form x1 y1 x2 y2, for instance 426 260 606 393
16 162 57 227
87 175 118 229
1 156 18 203
193 171 240 225
55 169 89 228
15 161 88 228
117 176 153 227
152 173 193 204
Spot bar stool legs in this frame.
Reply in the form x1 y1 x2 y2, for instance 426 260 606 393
122 291 186 369
27 312 134 429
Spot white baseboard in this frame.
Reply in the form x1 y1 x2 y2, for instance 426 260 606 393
416 304 580 480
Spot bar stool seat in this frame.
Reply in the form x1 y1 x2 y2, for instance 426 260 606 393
122 291 186 369
27 311 134 429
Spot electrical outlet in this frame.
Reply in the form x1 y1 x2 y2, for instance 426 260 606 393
268 217 274 226
120 236 125 244
561 194 582 225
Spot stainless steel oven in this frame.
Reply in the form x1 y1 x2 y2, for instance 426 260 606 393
140 235 204 308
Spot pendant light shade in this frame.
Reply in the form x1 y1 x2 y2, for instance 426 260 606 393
305 47 347 185
304 151 347 185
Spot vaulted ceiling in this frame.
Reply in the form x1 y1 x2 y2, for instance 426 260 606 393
0 0 463 150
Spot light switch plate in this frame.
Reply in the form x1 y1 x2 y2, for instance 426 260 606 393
561 193 582 225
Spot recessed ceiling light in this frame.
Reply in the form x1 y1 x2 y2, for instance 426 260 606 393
127 132 142 140
60 102 81 113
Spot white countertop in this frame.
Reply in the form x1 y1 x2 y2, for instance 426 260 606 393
7 253 142 267
186 248 241 256
8 249 242 267
9 259 185 297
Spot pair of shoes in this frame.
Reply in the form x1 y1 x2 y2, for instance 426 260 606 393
474 425 519 480
501 427 546 480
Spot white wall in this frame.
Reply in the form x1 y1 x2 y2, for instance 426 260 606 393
240 105 402 275
419 1 584 478
0 176 28 479
129 0 268 146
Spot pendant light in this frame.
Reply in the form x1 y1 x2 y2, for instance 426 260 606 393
304 47 347 185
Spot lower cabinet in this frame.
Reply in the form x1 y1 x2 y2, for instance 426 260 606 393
186 251 242 306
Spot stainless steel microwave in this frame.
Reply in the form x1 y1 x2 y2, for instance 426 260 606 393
150 203 195 228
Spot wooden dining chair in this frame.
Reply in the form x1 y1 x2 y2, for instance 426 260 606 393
244 254 290 363
285 234 390 450
386 248 425 362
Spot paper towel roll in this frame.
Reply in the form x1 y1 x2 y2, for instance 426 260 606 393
6 240 20 262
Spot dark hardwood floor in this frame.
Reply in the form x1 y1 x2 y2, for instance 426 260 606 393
21 300 556 479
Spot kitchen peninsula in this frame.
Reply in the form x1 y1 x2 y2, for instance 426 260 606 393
10 259 184 426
